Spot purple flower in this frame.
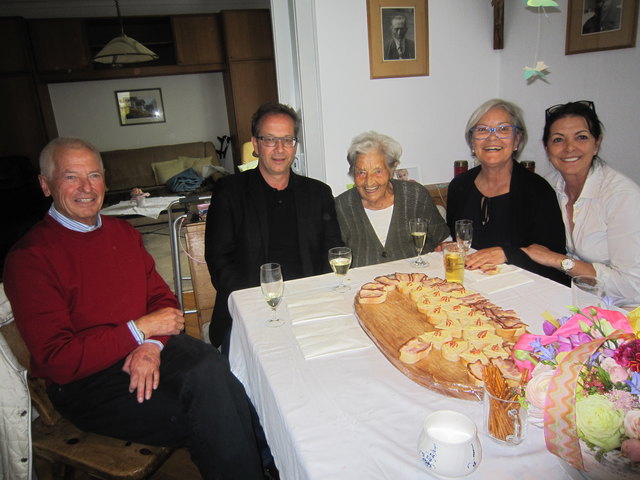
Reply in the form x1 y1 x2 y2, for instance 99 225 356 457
601 295 620 309
568 332 592 349
557 314 572 326
530 338 557 363
543 320 558 336
626 372 640 395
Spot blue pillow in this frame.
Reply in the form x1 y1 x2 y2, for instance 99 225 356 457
166 167 204 193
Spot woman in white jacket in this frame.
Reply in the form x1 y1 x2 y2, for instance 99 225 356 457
522 100 640 307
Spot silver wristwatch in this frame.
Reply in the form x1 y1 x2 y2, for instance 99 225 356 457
561 257 575 274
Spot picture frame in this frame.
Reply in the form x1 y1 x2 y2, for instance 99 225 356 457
366 0 429 79
394 165 422 183
115 88 166 126
566 0 639 54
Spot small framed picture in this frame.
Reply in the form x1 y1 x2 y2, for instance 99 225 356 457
366 0 429 79
566 0 639 54
115 88 166 126
394 165 422 183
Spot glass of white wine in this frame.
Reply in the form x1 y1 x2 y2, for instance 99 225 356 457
408 218 429 267
455 219 473 253
260 263 285 327
328 247 352 291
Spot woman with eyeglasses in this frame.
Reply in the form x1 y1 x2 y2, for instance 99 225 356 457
335 131 449 268
446 98 568 284
522 101 640 307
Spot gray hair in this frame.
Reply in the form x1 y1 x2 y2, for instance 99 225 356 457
39 137 103 178
346 131 402 177
464 98 528 160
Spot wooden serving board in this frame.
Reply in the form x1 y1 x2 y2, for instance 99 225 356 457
355 289 482 401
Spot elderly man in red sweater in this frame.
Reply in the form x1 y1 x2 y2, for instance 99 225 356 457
3 137 272 479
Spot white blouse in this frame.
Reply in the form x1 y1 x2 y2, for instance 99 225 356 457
547 162 640 307
364 204 394 246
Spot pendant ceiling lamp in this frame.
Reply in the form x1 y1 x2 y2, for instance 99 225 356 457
93 0 158 65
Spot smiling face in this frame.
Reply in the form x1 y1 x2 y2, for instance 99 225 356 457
545 115 601 181
471 107 521 169
252 113 297 184
354 150 393 210
39 144 106 226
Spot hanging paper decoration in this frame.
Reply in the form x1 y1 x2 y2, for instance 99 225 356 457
526 0 558 7
523 61 549 81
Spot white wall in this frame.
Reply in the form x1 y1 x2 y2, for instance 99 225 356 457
500 3 640 182
48 73 236 170
273 1 640 195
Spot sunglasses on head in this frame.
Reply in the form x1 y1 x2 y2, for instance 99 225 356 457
544 100 596 121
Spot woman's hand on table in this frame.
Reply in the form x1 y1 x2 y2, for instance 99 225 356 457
465 247 506 270
520 244 561 268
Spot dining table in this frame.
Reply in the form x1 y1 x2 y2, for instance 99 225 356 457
228 252 580 480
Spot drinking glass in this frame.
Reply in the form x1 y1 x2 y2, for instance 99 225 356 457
408 218 429 267
328 247 352 291
571 275 604 311
442 242 466 284
455 219 473 253
483 385 528 446
260 263 285 327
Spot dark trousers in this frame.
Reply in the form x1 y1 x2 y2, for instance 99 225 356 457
47 334 264 479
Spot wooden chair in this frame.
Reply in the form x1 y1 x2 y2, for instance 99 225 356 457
184 222 217 340
0 320 173 480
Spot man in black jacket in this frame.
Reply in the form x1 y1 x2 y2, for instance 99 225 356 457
205 102 343 353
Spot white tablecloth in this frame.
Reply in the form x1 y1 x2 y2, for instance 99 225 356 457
229 254 576 480
100 196 182 219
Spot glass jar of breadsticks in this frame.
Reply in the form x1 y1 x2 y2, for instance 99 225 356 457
483 364 528 445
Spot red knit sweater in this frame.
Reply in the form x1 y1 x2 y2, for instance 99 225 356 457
3 215 177 385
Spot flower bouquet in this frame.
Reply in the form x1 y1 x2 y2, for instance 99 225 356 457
513 306 640 479
130 187 150 207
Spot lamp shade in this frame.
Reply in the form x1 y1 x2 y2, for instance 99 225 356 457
93 34 158 65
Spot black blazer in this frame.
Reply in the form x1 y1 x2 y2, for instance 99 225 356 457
446 160 569 285
204 167 343 346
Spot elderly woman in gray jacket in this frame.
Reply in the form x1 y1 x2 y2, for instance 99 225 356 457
335 131 449 268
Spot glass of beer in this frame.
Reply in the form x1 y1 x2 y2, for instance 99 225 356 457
442 242 465 283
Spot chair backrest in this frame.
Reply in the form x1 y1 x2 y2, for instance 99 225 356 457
184 222 217 339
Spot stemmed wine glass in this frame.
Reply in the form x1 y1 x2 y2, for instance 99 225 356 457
408 218 429 267
328 247 352 291
260 263 284 327
455 219 473 253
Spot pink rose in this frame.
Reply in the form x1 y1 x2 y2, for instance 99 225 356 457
601 357 629 383
624 409 640 439
525 363 555 410
621 438 640 462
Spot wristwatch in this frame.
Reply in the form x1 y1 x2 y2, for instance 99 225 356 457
561 257 575 274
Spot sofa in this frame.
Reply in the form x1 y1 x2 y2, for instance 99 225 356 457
101 141 221 206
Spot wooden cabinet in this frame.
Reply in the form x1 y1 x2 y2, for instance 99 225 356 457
0 17 32 73
221 10 278 165
172 14 224 67
28 19 91 73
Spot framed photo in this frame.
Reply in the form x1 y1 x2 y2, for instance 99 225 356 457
115 88 166 126
394 165 422 183
366 0 429 79
566 0 639 54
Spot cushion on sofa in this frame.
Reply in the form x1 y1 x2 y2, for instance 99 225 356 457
151 158 185 184
179 156 215 177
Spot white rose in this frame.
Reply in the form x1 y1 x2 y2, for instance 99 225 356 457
624 409 640 440
525 363 555 410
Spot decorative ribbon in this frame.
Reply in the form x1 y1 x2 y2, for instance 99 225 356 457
544 331 635 470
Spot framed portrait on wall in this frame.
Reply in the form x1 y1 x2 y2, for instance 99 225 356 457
366 0 429 79
566 0 639 54
115 88 166 126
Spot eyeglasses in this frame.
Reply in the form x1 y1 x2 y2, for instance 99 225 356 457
545 100 595 121
469 125 520 140
257 135 298 148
